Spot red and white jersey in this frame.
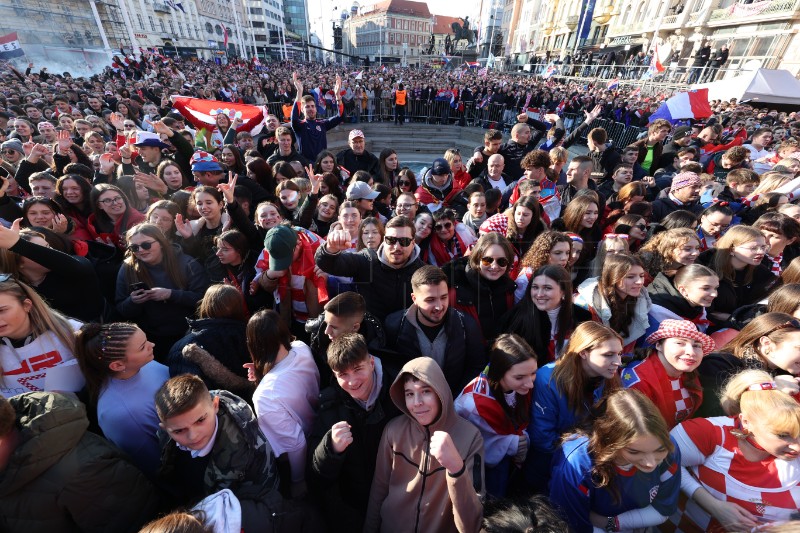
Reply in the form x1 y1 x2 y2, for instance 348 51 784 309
667 417 800 532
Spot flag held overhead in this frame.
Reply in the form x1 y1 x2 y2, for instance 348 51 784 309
648 89 712 123
0 33 24 60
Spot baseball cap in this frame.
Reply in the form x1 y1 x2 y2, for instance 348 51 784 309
190 151 223 172
672 126 691 141
431 158 451 175
348 129 365 141
346 181 379 200
264 225 298 271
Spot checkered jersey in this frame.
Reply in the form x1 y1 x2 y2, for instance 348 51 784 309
665 417 800 532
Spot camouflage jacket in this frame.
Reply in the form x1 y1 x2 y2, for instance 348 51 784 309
159 390 281 505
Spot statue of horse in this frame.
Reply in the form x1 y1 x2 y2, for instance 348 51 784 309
451 21 477 47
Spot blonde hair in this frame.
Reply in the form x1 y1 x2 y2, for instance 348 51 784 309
721 369 800 438
713 225 765 284
753 172 792 196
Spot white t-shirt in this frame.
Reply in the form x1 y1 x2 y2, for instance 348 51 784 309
744 144 774 174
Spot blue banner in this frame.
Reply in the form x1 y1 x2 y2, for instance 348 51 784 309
578 0 596 40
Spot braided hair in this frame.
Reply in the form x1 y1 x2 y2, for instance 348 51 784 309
74 322 139 402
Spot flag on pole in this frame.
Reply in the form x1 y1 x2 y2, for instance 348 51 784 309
221 23 228 49
607 78 619 91
352 70 363 80
542 65 557 79
478 67 488 77
165 0 186 12
441 52 450 64
0 33 24 60
464 61 479 68
648 89 712 123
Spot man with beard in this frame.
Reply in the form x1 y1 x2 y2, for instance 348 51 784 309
382 265 484 395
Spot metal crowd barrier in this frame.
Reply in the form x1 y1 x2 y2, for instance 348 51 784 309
260 98 648 148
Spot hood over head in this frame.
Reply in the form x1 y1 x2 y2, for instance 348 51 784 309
389 356 456 432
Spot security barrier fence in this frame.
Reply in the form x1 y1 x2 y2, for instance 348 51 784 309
262 98 649 149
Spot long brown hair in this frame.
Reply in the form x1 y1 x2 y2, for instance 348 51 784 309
586 389 673 499
122 223 187 289
486 334 536 427
722 312 800 363
553 321 622 412
74 322 139 402
598 253 644 338
713 225 765 285
561 195 599 234
506 196 545 242
246 309 293 382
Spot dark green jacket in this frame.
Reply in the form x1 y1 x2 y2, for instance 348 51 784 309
0 392 157 533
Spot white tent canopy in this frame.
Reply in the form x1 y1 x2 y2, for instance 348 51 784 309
691 68 800 106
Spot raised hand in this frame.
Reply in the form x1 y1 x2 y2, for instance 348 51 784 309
325 228 352 254
151 120 172 137
0 222 20 249
174 214 193 239
57 130 73 154
22 141 35 158
109 112 125 131
585 104 603 122
430 431 463 474
334 74 342 95
217 172 237 204
51 213 68 234
118 143 132 161
330 421 353 454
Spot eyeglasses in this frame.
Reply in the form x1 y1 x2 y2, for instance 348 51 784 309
480 256 509 268
396 203 416 209
763 319 800 338
98 196 125 206
434 221 453 231
384 235 413 247
128 241 157 253
736 244 770 253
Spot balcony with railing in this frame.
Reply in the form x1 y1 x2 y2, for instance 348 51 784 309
607 20 646 37
707 0 800 25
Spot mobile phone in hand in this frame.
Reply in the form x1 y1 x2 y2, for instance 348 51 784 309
129 282 148 292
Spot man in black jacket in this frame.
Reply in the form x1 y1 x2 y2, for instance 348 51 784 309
382 265 485 395
307 333 399 533
704 45 729 82
315 216 423 321
687 41 711 84
335 129 380 179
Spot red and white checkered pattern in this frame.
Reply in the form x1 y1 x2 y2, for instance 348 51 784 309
671 378 693 421
666 417 800 532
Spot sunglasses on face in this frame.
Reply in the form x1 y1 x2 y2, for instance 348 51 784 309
128 240 157 253
764 319 800 338
2 150 16 156
634 224 647 230
398 180 411 186
384 236 413 247
480 256 509 268
434 221 453 231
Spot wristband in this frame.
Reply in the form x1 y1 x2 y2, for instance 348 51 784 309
605 516 619 532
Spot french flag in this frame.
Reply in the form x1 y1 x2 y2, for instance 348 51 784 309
0 33 24 60
607 78 619 91
648 89 712 123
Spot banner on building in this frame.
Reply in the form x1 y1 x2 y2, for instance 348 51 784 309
0 33 24 60
578 0 597 40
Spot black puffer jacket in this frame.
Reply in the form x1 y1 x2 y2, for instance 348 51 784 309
0 392 158 533
167 317 251 398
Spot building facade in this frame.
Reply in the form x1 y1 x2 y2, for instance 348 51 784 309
524 0 800 76
246 0 288 60
343 0 432 66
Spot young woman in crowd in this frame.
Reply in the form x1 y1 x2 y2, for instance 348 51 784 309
115 223 209 359
752 211 800 275
74 322 168 476
501 265 593 365
0 226 106 322
54 174 93 240
623 319 715 427
514 230 572 303
525 321 622 494
481 196 546 259
313 193 339 238
175 185 229 268
550 388 680 533
378 148 399 188
273 161 298 184
0 275 81 397
20 197 69 235
337 200 362 247
145 200 179 241
313 150 349 193
697 225 778 324
444 148 470 189
414 211 434 259
576 253 651 354
589 234 630 278
88 183 146 250
393 168 417 203
671 369 800 531
696 312 800 417
156 160 190 197
247 309 319 498
646 264 719 337
425 208 476 266
116 175 151 214
246 157 278 198
551 194 602 282
610 213 648 252
276 173 320 229
637 228 701 284
446 232 517 344
696 203 733 251
455 333 538 497
221 144 247 178
167 284 253 400
356 217 384 252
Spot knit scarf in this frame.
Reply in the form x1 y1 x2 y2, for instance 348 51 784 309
429 233 465 266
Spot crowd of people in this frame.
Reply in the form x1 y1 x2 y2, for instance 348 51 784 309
1 53 800 532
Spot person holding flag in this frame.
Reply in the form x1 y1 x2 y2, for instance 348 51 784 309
291 71 343 162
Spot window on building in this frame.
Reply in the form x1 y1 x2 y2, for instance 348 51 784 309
160 20 166 33
178 22 183 36
206 22 214 33
252 21 265 28
216 24 223 35
150 16 156 31
137 14 144 29
250 7 263 14
169 20 175 34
